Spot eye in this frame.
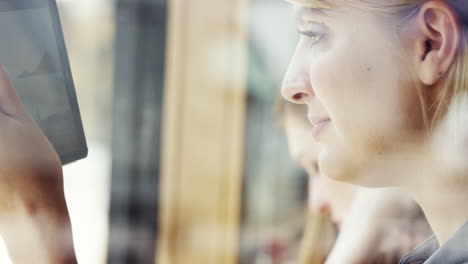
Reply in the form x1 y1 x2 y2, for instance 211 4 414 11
297 22 327 47
300 30 323 46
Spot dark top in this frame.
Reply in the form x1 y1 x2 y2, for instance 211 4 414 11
400 222 468 264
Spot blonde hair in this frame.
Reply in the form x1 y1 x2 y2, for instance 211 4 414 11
288 0 468 132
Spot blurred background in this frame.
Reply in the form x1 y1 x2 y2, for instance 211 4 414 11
0 0 308 263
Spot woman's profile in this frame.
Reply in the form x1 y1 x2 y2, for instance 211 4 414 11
282 0 468 263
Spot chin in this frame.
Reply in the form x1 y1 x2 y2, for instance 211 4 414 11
318 145 372 187
318 146 353 183
320 145 398 188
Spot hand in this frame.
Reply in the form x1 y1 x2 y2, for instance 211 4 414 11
0 66 76 264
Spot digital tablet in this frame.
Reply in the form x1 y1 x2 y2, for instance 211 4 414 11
0 0 88 164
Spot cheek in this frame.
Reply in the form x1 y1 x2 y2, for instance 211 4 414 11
309 38 422 154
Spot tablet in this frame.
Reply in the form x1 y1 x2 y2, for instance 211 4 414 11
0 0 87 164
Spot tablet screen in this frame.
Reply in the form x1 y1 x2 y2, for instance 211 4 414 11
0 0 87 163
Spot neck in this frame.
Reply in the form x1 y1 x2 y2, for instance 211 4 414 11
407 158 468 245
359 140 468 246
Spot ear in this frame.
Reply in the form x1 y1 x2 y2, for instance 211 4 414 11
410 1 461 86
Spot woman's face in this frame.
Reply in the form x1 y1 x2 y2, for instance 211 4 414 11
282 5 425 186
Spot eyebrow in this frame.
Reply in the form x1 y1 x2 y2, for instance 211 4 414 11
295 6 328 20
295 6 329 28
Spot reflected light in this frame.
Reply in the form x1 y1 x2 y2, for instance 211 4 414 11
0 236 12 264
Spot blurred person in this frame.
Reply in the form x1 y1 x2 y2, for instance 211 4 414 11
281 0 468 263
0 66 76 264
279 100 431 263
280 99 358 225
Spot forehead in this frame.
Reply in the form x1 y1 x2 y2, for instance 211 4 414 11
293 4 346 25
294 6 331 29
294 3 387 32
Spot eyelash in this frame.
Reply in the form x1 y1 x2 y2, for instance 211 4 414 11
302 31 323 46
299 30 325 47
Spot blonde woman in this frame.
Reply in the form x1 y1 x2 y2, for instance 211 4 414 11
281 101 431 263
282 0 468 263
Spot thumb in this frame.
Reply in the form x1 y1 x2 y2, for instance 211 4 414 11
0 65 27 117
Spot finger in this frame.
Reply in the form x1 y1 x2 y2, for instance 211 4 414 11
0 65 27 117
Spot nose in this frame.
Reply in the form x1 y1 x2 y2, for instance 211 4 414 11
281 46 314 104
309 177 330 215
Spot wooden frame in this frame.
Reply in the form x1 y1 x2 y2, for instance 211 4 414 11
156 0 249 263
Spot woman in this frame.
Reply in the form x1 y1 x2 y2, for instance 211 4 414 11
282 0 468 263
281 100 431 263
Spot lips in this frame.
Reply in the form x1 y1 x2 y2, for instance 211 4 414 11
308 116 331 141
